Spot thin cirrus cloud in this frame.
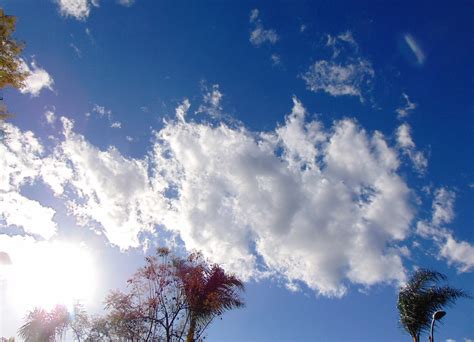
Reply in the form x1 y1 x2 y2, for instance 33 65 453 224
404 33 426 65
1 95 437 297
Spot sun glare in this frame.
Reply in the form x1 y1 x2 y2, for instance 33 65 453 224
7 241 96 312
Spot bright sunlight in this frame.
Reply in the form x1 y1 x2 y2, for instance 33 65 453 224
3 239 96 312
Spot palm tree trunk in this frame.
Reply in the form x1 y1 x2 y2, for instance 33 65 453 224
186 315 196 342
412 334 419 342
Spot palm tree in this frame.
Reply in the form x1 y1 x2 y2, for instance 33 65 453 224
397 269 469 342
18 305 70 342
18 308 54 342
178 260 244 342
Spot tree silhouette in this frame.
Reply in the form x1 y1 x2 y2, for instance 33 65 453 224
397 269 469 342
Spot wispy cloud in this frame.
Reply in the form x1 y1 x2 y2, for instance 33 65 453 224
301 59 374 102
396 123 428 174
326 31 358 58
70 42 82 58
404 33 426 65
271 54 282 66
396 93 417 118
117 0 135 6
417 188 474 272
249 9 279 46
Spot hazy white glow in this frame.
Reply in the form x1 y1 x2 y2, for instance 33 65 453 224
3 238 96 312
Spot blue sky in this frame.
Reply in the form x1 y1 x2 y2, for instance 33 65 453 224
0 0 473 341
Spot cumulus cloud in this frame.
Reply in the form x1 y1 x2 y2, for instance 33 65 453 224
41 117 167 249
396 123 428 174
416 188 474 272
301 59 374 101
2 97 471 296
19 59 54 97
396 93 417 118
249 9 279 46
151 97 412 295
0 124 57 239
55 0 91 20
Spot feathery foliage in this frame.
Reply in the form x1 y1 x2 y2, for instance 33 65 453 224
397 269 469 342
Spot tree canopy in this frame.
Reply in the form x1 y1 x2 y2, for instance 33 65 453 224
0 8 28 90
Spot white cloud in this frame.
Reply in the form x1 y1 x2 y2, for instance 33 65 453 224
110 121 122 129
396 123 428 174
56 0 91 20
300 24 306 33
152 97 412 295
249 9 279 46
301 59 374 101
0 192 57 240
396 93 417 118
416 188 474 272
40 117 168 250
92 104 112 120
271 54 282 66
70 42 82 58
175 98 190 122
0 124 57 239
19 59 54 97
446 339 456 342
2 97 471 296
117 0 134 6
432 187 455 226
326 31 358 59
197 84 223 119
440 236 474 272
404 33 426 65
44 110 56 125
249 9 259 23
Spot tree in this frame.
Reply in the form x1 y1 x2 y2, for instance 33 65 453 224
18 305 69 342
0 9 28 90
0 8 29 140
102 247 245 341
18 248 245 341
176 257 244 342
397 269 469 342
